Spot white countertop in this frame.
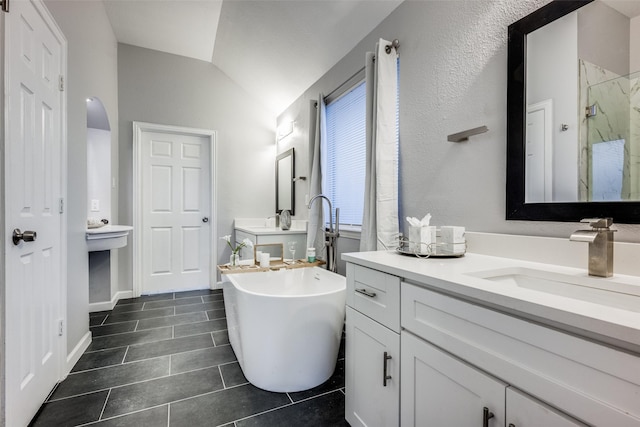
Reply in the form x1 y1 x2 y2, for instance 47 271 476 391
234 217 307 235
343 251 640 353
235 226 307 235
86 225 133 237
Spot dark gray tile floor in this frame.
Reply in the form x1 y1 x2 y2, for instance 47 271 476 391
30 289 348 427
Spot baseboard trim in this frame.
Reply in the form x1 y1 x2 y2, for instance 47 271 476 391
88 290 134 313
65 330 91 377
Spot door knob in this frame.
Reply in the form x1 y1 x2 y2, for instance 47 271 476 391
202 217 209 223
13 229 37 245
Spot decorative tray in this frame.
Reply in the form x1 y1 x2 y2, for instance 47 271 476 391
217 259 326 274
395 239 465 258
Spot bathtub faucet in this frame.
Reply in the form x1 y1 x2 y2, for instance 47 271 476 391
308 194 340 273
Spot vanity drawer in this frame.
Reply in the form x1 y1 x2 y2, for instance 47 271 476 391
347 263 400 332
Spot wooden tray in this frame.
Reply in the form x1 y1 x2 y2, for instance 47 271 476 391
217 259 326 274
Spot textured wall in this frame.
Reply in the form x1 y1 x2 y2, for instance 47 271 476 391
45 0 119 357
117 44 276 290
278 0 640 243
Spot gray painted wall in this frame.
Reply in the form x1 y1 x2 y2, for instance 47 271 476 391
1 9 5 425
632 16 640 73
527 12 579 201
45 0 119 357
117 44 276 291
278 0 640 244
578 1 630 78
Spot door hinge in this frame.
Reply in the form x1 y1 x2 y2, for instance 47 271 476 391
58 320 64 336
58 75 64 92
59 198 64 214
1 0 9 13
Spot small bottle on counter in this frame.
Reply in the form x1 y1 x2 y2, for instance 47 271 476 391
307 247 316 263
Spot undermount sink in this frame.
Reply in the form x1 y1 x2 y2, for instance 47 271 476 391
467 267 640 313
86 225 133 252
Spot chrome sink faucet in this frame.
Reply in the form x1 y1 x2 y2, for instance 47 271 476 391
569 218 615 277
267 214 280 228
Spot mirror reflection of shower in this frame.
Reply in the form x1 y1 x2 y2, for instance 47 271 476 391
86 96 111 225
584 68 640 201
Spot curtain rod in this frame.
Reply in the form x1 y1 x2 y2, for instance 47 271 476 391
385 39 400 54
319 38 399 106
323 66 366 104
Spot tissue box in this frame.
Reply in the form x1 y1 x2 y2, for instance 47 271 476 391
440 226 465 244
438 242 466 255
409 226 436 254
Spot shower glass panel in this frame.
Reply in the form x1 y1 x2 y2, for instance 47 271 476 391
585 70 640 201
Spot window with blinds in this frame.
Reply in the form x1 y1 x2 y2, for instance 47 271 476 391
323 58 399 229
324 81 367 227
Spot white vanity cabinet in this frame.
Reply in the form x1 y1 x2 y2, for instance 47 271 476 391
505 387 588 427
344 256 640 427
401 331 506 427
234 227 306 260
345 263 400 427
400 282 637 427
401 331 586 427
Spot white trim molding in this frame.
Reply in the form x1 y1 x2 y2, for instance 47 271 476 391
65 331 91 378
88 290 134 313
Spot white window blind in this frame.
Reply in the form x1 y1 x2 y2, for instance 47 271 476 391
323 58 399 228
324 81 366 226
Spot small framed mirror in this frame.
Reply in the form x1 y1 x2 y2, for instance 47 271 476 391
276 148 295 215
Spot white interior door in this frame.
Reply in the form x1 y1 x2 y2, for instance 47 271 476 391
526 99 553 202
138 125 213 294
4 1 66 425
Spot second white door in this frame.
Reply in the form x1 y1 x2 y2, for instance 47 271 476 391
5 0 66 425
139 126 213 294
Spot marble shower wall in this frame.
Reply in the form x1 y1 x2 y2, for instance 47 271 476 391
579 59 640 200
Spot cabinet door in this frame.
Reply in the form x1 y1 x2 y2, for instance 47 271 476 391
346 307 400 427
506 387 588 427
257 233 307 260
401 332 506 427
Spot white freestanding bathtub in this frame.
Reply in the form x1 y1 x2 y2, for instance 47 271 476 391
223 267 346 392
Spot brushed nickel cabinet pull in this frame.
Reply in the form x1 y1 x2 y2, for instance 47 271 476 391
355 288 376 298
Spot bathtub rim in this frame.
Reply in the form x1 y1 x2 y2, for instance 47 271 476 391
224 266 346 298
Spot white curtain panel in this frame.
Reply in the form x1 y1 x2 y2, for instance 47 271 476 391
308 95 327 260
360 38 399 251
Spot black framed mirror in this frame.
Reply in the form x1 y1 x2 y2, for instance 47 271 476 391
507 0 640 223
276 148 295 215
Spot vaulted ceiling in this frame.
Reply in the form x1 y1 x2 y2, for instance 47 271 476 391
102 0 404 115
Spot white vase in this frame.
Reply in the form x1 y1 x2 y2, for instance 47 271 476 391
230 253 240 266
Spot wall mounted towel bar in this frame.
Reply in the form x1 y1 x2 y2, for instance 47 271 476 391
448 125 488 142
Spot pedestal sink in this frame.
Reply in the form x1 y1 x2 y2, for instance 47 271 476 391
86 225 133 252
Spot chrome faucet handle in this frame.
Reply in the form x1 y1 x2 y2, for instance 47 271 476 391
580 218 613 229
